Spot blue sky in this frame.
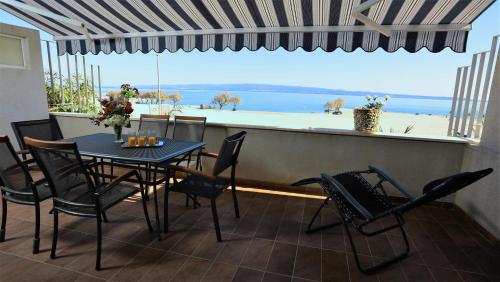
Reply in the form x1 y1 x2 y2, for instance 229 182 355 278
1 3 498 97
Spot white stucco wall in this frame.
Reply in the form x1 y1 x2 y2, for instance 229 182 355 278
455 55 500 239
0 23 48 146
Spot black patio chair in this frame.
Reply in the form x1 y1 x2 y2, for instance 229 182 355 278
294 166 493 274
0 135 49 254
25 137 153 270
11 118 63 160
163 131 247 241
165 116 208 208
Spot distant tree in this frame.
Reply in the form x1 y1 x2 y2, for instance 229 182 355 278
140 90 168 100
324 98 345 114
324 101 336 112
168 92 182 107
167 92 183 115
229 95 241 111
212 92 231 110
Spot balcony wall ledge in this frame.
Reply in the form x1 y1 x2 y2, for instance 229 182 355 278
50 112 471 145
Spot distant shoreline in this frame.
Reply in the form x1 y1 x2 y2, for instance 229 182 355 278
101 83 453 101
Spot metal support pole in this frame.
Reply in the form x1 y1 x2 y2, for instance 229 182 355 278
467 52 487 137
447 68 462 136
91 64 95 104
98 65 102 100
156 55 161 114
75 55 81 112
57 53 64 104
460 54 478 137
453 66 469 136
83 56 88 106
46 41 55 105
66 54 73 111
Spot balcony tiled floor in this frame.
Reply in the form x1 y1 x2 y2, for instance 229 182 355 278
1 186 499 281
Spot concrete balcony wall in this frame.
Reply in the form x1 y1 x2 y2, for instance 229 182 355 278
0 24 48 145
52 113 466 202
455 57 500 239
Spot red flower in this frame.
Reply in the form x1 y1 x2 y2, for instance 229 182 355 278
99 99 109 106
124 102 134 114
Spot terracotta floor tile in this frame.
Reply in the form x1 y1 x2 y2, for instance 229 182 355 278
266 242 297 276
241 238 274 271
232 267 265 282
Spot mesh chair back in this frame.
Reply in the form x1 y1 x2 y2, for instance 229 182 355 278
0 136 32 192
172 116 207 142
138 114 169 138
212 131 247 176
396 168 493 214
320 173 393 222
25 138 93 205
11 118 63 150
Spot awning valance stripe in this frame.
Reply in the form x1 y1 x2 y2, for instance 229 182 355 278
0 0 495 55
55 30 469 54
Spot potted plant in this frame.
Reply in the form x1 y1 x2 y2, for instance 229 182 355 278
354 95 389 132
90 93 133 143
120 83 140 104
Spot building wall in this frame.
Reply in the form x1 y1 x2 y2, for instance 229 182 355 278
52 113 466 201
0 23 48 145
455 55 500 239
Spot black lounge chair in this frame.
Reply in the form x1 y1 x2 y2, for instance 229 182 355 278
25 137 153 270
293 166 493 274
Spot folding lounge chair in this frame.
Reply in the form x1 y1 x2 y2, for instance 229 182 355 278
293 166 493 274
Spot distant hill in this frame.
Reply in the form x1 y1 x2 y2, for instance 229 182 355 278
106 83 452 101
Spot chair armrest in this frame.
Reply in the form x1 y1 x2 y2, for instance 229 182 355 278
368 166 414 200
107 170 139 189
96 170 142 196
164 164 216 180
21 158 36 166
200 151 218 159
16 149 30 155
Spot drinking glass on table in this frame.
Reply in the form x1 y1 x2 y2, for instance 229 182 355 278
126 128 137 147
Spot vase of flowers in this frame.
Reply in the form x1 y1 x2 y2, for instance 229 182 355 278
91 93 134 143
354 95 390 132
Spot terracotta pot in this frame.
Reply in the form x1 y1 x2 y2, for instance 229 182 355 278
354 108 381 132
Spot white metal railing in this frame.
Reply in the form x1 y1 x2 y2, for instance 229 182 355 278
447 35 499 139
43 40 102 111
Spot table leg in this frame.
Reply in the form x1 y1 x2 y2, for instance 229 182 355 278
152 164 162 241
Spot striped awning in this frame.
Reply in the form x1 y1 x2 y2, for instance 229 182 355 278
0 0 495 55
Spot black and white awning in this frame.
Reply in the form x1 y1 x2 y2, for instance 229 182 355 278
0 0 495 55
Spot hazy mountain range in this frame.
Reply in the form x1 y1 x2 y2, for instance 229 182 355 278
106 83 452 101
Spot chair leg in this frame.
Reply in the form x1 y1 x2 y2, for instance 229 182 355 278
163 191 169 233
50 210 58 259
33 202 40 254
210 198 222 242
102 211 109 223
230 169 240 218
342 214 410 274
140 189 153 232
305 197 342 234
96 215 102 271
0 197 7 242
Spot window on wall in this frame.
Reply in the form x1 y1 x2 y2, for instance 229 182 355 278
0 34 27 69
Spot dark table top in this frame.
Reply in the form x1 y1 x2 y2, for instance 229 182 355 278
64 133 205 164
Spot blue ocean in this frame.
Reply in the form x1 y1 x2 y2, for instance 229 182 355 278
102 84 453 116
